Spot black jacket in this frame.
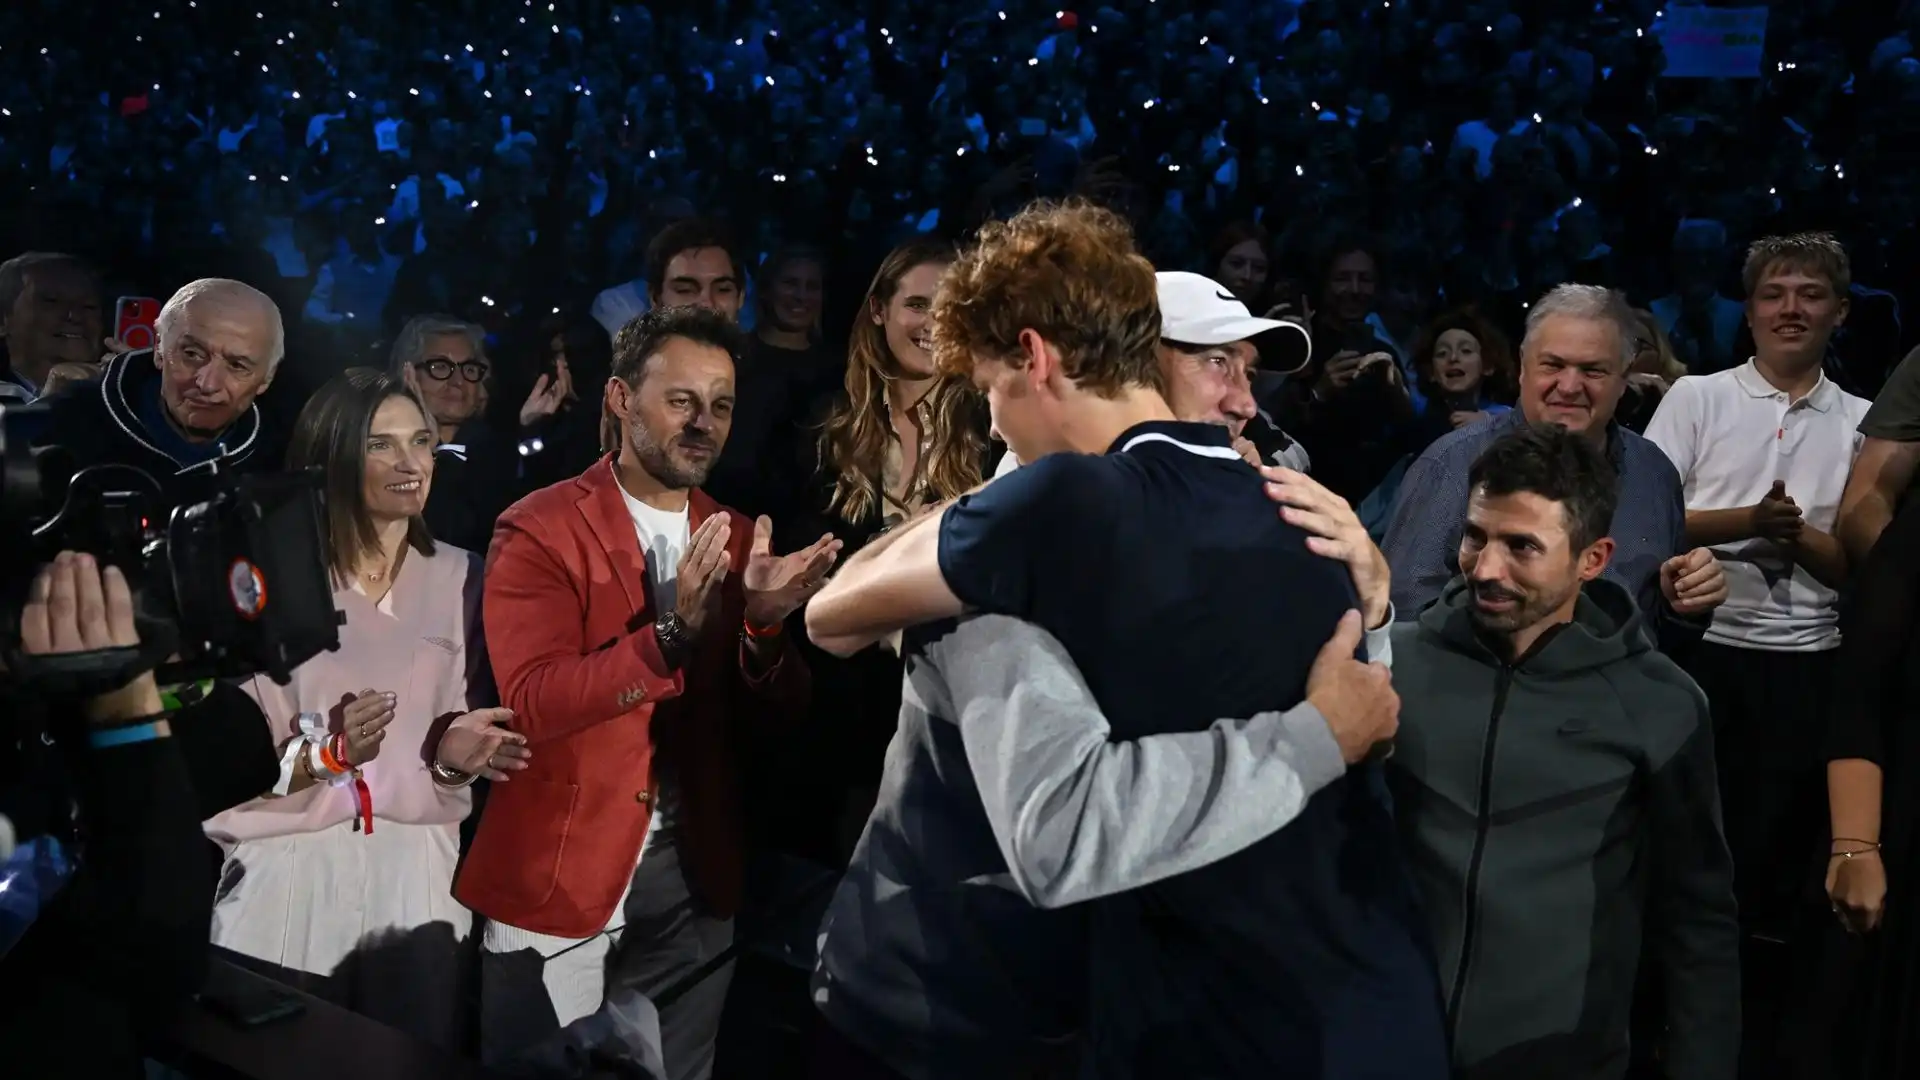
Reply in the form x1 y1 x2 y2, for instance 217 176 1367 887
423 421 525 555
0 684 277 1077
39 349 282 513
1387 578 1740 1080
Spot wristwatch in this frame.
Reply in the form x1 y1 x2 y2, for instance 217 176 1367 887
655 611 693 670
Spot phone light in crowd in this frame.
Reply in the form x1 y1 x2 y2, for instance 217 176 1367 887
773 173 787 182
247 174 257 182
260 64 269 73
1200 36 1209 45
1533 112 1543 122
552 24 559 33
1295 164 1305 176
765 75 775 86
1571 197 1583 208
1091 24 1098 32
278 38 286 45
468 200 480 209
1168 164 1181 173
956 146 967 156
483 90 492 98
1261 96 1270 104
410 88 420 96
649 149 657 159
1769 187 1778 195
1027 58 1039 66
279 175 289 182
503 48 511 56
736 37 745 44
442 54 450 61
997 11 1006 19
465 44 473 52
1143 99 1155 109
1055 8 1063 15
1645 146 1659 156
374 217 386 225
347 90 357 99
867 155 881 166
1636 28 1644 37
481 296 495 307
524 89 533 97
2 109 11 117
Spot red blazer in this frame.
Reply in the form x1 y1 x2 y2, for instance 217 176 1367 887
456 456 807 936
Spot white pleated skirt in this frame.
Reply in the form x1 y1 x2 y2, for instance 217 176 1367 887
210 819 472 1046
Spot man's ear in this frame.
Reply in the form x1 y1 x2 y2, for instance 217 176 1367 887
1578 536 1615 582
1017 328 1053 389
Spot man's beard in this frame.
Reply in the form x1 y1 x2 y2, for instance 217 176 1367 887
1466 579 1574 636
629 419 716 490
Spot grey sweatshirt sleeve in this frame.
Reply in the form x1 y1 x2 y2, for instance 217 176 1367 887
935 615 1353 910
1648 712 1742 1080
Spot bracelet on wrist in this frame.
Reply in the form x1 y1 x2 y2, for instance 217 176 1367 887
743 615 785 640
89 719 169 749
430 761 480 789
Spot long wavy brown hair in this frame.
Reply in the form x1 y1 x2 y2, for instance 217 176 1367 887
817 238 986 525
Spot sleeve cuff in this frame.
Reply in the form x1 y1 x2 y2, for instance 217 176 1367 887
1278 702 1350 796
1365 604 1396 669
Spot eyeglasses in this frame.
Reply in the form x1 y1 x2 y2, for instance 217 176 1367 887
416 357 489 383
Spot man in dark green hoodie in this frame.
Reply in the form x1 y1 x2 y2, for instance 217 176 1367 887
1386 422 1740 1080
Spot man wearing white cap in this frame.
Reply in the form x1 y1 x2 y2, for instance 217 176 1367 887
994 271 1313 477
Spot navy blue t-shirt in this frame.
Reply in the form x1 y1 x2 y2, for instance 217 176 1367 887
937 420 1448 1080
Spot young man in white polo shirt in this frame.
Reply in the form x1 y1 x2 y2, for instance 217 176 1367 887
1642 233 1868 950
994 271 1313 477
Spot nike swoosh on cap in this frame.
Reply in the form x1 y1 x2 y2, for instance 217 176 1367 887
1215 290 1236 302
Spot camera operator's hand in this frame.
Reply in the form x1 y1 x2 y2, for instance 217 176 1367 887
21 552 165 725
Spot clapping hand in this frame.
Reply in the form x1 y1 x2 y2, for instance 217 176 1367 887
742 516 844 627
436 707 531 781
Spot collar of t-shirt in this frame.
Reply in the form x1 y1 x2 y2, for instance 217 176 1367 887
1105 419 1243 461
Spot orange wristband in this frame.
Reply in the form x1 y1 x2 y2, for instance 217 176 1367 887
743 616 785 640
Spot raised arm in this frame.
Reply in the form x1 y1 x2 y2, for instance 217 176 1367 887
805 504 962 658
943 613 1395 909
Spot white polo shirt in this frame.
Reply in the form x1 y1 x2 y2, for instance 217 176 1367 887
1643 360 1869 652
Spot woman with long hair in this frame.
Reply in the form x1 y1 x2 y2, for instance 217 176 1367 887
815 237 987 534
203 368 528 1048
752 239 991 865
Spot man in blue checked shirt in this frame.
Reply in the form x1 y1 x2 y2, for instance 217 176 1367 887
1384 284 1729 647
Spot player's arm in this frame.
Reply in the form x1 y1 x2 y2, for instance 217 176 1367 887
805 506 962 658
944 615 1373 909
808 456 1079 657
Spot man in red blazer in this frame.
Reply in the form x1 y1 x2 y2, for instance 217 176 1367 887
461 304 841 1080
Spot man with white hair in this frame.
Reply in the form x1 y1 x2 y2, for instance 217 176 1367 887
42 278 285 509
1384 283 1731 645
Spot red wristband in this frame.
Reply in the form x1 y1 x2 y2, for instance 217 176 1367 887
743 616 785 640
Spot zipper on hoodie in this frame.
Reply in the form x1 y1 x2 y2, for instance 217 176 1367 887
1445 662 1513 1046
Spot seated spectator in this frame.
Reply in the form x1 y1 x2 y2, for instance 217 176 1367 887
0 252 102 403
1407 307 1516 451
42 278 284 511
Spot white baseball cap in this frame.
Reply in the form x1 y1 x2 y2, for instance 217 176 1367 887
1157 271 1313 375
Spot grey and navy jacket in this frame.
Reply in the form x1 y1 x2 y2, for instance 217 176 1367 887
39 348 278 511
1386 577 1739 1080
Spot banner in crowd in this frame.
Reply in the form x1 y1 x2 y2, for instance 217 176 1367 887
1658 7 1769 79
